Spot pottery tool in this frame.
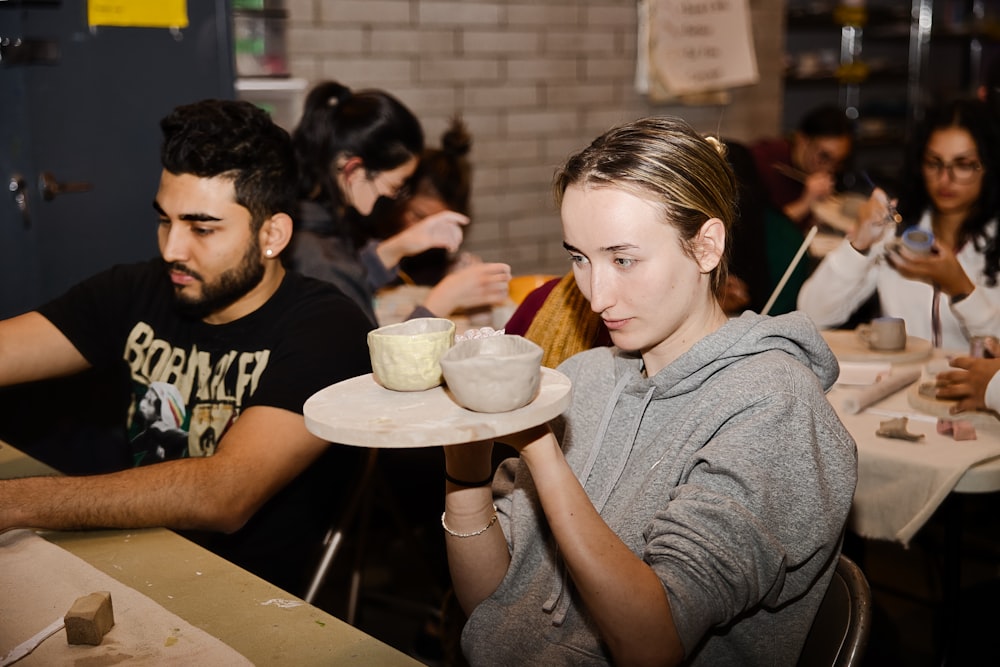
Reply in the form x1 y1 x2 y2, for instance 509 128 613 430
772 162 808 183
761 224 819 316
861 171 902 226
0 618 64 666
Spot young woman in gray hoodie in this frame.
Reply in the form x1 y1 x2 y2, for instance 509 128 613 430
441 116 858 666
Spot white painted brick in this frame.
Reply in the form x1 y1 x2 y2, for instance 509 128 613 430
506 212 561 240
584 4 636 28
506 109 580 136
370 29 458 54
418 2 503 25
389 86 461 115
318 0 411 23
463 84 540 110
419 58 502 83
475 136 543 163
544 29 619 55
506 163 563 188
507 3 583 26
544 82 619 107
454 110 504 139
462 30 542 55
506 56 579 82
583 56 634 80
288 27 364 54
320 58 415 86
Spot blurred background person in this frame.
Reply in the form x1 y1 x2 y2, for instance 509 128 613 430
289 81 507 324
750 104 855 231
372 116 511 322
798 98 1000 350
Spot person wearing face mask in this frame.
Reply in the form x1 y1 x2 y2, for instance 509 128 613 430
440 116 857 666
798 98 1000 350
288 81 479 324
750 104 855 231
371 116 512 322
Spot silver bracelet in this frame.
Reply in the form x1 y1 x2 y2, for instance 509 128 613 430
441 505 498 538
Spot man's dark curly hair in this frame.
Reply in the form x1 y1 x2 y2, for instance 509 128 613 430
160 99 296 231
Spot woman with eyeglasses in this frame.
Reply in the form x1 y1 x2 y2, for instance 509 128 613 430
288 81 474 323
798 98 1000 350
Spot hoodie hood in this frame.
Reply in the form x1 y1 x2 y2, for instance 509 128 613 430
616 310 839 401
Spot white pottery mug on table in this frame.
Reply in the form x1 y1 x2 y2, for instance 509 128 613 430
856 316 907 352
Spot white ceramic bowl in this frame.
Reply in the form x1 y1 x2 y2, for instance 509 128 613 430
440 335 543 413
368 317 456 391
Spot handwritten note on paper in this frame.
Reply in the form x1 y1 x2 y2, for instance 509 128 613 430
648 0 758 97
88 0 189 28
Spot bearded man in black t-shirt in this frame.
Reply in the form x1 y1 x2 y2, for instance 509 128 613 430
0 99 373 595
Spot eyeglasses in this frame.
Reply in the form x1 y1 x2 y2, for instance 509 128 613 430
921 157 983 183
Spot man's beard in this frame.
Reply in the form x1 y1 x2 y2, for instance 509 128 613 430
170 240 266 320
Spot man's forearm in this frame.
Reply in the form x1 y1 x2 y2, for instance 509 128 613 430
0 459 250 534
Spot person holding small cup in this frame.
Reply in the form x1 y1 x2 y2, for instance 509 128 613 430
798 99 1000 350
441 117 857 666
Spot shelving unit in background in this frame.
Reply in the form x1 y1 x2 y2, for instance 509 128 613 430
783 0 1000 190
231 0 305 130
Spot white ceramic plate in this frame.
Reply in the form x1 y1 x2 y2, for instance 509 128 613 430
303 367 572 448
821 330 933 364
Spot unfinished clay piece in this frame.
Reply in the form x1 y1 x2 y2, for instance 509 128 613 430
937 419 978 441
65 591 114 645
875 417 924 442
440 335 543 413
368 317 455 391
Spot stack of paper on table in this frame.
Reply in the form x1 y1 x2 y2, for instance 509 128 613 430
0 529 252 666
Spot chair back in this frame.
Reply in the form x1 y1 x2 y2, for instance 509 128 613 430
798 554 872 667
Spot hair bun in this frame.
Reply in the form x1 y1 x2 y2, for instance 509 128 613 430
703 134 727 158
441 117 472 158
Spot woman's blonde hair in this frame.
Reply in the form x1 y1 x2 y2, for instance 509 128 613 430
553 116 736 293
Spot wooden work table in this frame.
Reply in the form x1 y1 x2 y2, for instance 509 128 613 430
0 440 421 666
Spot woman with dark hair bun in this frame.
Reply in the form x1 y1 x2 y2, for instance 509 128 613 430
288 82 508 323
370 117 511 319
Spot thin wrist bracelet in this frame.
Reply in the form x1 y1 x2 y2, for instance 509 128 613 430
441 505 498 538
445 471 492 487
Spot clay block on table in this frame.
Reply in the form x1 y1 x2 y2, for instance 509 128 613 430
65 591 115 645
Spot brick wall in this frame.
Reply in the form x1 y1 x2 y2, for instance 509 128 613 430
285 0 786 275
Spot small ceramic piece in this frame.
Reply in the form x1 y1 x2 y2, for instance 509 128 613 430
937 419 978 441
440 335 543 413
368 317 455 391
856 317 907 352
875 416 924 442
65 591 115 645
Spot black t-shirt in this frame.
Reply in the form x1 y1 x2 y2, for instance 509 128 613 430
38 258 373 594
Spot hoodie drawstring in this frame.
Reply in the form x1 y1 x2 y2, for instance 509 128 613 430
543 376 656 627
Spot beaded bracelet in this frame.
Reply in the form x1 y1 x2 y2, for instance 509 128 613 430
445 471 492 487
441 505 498 538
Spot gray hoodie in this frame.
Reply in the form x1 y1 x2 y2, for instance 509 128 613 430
461 311 858 666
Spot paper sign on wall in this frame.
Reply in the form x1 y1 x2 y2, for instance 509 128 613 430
646 0 758 97
88 0 189 28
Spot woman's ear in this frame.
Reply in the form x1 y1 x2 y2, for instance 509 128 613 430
341 156 364 178
696 217 726 273
260 212 293 259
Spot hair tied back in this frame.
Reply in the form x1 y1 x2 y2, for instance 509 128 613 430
703 135 728 159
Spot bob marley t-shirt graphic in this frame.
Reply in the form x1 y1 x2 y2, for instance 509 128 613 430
124 321 268 466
